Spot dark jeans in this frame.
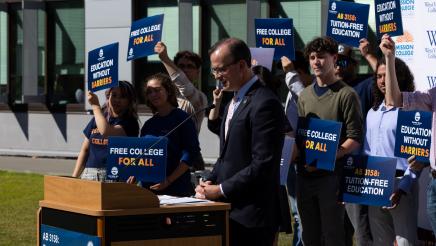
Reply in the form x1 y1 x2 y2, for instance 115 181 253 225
229 219 276 246
427 176 436 234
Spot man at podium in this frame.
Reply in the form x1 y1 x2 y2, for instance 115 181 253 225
196 38 285 246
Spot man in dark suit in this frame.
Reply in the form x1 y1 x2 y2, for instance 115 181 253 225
195 38 286 246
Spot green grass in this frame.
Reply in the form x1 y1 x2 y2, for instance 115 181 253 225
0 171 43 245
0 171 293 245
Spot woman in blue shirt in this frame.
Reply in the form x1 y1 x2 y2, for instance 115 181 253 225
364 49 418 245
72 81 139 181
140 73 200 197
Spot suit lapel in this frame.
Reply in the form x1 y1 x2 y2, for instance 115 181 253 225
220 81 261 157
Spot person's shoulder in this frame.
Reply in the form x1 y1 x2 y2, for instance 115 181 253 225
173 107 190 118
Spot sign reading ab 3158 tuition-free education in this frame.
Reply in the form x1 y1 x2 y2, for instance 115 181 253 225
40 224 101 246
127 14 164 61
395 110 432 163
255 18 295 60
375 0 403 38
326 0 369 47
340 155 396 207
296 117 342 171
87 42 118 92
106 136 167 182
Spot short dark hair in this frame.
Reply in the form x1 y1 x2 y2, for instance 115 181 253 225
304 36 338 59
372 57 415 110
174 50 202 69
208 38 251 67
144 73 178 114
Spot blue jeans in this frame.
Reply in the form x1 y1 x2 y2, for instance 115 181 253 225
287 165 302 246
427 177 436 234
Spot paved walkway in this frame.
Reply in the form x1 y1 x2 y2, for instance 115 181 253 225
0 156 75 176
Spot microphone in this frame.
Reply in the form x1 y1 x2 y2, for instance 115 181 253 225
130 104 215 165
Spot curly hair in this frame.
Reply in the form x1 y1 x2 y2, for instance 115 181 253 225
144 73 179 114
104 80 138 121
304 36 338 59
372 57 415 110
174 50 202 69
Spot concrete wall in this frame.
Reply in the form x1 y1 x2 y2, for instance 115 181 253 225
0 111 220 162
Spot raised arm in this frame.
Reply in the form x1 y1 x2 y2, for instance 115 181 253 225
380 34 403 107
359 38 377 72
88 91 127 137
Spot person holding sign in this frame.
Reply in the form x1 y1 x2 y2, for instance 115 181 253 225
383 34 434 234
296 36 363 246
365 52 419 245
72 81 139 181
140 73 200 197
154 41 208 133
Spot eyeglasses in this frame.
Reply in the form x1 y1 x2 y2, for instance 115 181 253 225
177 63 197 70
145 87 163 95
210 60 238 76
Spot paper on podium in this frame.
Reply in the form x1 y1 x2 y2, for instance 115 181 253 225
158 195 212 205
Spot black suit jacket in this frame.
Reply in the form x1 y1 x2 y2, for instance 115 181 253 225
208 80 286 228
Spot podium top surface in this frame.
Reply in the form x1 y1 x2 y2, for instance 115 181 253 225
39 175 230 216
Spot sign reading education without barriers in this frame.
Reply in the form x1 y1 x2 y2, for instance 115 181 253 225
87 42 119 92
375 0 403 38
339 155 396 207
326 0 370 47
106 136 167 182
296 117 342 171
394 110 432 163
127 14 164 61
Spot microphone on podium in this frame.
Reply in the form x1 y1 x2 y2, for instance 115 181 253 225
131 104 216 165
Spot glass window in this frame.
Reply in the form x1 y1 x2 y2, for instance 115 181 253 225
201 0 247 99
0 8 7 101
271 0 321 51
47 1 85 105
9 4 23 103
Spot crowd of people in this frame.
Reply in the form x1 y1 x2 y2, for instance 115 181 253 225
71 34 435 246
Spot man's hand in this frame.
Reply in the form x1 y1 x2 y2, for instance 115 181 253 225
408 155 426 172
281 56 295 73
195 179 211 199
203 184 223 200
154 41 170 62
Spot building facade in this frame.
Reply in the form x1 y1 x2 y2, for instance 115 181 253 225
0 0 375 160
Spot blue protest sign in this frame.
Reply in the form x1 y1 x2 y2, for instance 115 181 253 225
127 14 164 61
255 18 295 60
340 155 397 207
87 42 118 92
394 110 432 163
106 136 167 182
296 117 342 171
280 136 295 186
40 224 100 246
375 0 403 38
326 0 370 47
250 47 275 71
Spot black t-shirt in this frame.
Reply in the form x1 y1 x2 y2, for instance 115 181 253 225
83 115 139 168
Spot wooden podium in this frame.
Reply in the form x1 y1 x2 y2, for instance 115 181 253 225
38 176 230 246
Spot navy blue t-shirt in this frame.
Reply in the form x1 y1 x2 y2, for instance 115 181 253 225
83 115 139 168
140 108 200 197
